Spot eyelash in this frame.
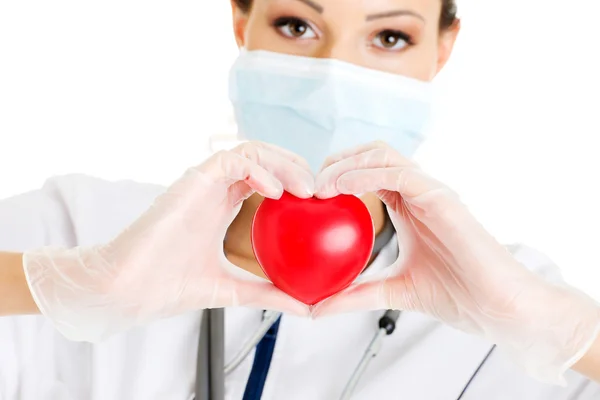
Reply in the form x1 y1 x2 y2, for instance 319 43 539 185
372 30 413 52
272 16 414 52
273 17 317 39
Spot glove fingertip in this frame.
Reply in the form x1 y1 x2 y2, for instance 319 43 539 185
313 181 339 199
260 180 284 199
310 300 356 318
254 284 311 317
313 280 395 317
286 179 315 199
271 299 311 317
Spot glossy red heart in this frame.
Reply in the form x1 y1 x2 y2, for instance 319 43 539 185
251 192 375 305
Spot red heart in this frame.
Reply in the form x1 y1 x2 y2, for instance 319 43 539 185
251 192 375 305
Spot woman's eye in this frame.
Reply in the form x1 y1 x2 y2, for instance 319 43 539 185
373 30 411 51
274 18 317 39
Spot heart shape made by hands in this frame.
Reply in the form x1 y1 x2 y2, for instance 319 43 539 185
251 192 375 305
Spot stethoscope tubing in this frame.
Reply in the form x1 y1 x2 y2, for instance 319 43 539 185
221 309 401 400
224 310 282 375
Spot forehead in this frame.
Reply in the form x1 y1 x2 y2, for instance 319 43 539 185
257 0 442 21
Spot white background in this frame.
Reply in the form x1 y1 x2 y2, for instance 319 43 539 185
1 1 599 299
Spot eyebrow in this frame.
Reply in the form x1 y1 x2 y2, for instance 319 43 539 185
292 0 324 13
366 9 425 22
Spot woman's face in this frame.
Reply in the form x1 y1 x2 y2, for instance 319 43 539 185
231 0 460 81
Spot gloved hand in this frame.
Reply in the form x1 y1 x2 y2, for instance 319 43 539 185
312 141 600 385
23 142 314 342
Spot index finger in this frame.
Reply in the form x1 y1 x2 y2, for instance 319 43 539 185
233 141 312 173
318 141 392 172
314 147 414 198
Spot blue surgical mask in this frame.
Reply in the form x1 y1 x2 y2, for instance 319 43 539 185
228 49 434 174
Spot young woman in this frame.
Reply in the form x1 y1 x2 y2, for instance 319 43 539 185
1 0 599 398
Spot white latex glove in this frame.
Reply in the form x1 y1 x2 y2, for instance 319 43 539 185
312 141 600 385
23 142 313 342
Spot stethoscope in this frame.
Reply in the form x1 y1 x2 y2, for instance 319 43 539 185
194 213 496 400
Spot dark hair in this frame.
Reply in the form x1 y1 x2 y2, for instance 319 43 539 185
233 0 458 30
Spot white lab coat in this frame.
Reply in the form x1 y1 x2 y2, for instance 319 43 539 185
0 174 598 400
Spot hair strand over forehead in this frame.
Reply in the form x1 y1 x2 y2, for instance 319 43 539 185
232 0 458 30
